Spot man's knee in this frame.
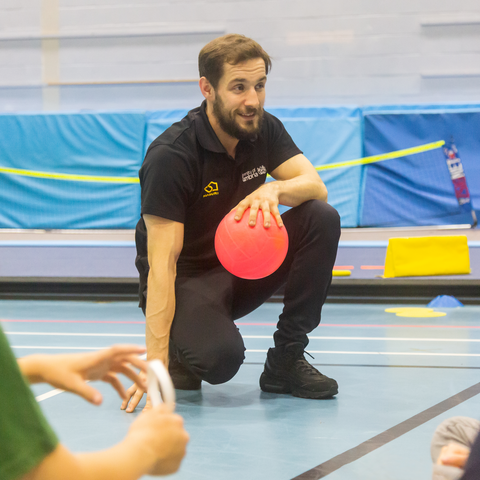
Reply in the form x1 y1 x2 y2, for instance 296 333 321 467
307 199 340 232
289 199 341 244
191 341 245 385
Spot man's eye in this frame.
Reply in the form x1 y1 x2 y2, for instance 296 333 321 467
233 85 244 91
255 84 265 91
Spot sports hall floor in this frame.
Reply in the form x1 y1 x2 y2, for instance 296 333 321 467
1 226 480 479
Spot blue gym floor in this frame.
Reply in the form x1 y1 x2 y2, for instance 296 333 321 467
3 299 480 480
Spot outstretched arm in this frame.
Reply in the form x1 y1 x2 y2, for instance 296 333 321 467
17 345 148 405
121 214 184 413
21 404 189 480
233 153 327 228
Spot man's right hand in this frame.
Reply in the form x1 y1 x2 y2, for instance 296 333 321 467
121 372 150 413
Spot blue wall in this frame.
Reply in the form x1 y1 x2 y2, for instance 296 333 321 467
0 105 478 229
0 112 145 229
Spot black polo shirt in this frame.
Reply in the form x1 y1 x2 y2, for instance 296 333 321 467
135 101 302 276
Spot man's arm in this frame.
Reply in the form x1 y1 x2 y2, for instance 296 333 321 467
122 214 184 412
234 153 327 228
144 214 184 366
269 153 327 205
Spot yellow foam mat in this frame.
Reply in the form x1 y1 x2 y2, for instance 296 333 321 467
332 270 351 277
396 311 447 318
385 307 446 318
383 236 470 278
385 307 434 313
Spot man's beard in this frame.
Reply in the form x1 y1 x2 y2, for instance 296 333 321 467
212 95 264 141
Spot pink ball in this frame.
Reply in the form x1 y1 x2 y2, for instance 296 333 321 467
215 208 289 279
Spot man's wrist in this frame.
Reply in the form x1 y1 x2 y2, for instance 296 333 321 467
146 324 170 365
146 348 169 366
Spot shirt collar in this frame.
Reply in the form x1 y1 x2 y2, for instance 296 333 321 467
194 101 228 154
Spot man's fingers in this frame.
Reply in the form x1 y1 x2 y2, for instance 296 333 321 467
142 395 153 412
248 205 259 226
233 205 246 221
121 383 140 410
261 208 271 228
233 193 281 229
271 206 283 228
126 388 146 413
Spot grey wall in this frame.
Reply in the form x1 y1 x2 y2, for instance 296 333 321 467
1 0 480 112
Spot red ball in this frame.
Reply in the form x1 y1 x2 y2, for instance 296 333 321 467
215 208 289 279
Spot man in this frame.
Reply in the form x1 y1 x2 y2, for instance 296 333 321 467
0 329 189 480
123 34 340 412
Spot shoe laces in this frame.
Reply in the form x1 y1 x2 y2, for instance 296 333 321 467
305 350 315 360
286 349 320 375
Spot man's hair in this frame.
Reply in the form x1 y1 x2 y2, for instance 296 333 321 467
198 34 272 89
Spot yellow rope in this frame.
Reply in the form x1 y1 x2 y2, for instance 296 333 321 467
0 166 140 183
0 140 445 183
316 140 445 171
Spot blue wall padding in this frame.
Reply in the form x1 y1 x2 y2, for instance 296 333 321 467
1 105 479 230
0 112 145 228
144 109 189 155
145 106 363 227
267 107 363 227
361 111 480 227
362 103 480 113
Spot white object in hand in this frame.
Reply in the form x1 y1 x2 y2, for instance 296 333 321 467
147 359 176 408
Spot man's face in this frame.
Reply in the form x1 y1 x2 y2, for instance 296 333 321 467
212 58 267 141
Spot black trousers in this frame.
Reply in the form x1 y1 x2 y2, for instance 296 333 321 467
147 200 340 385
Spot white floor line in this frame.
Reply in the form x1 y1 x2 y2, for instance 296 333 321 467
6 332 144 336
15 346 111 350
247 350 480 357
15 345 480 356
7 333 480 342
36 389 65 402
243 336 480 342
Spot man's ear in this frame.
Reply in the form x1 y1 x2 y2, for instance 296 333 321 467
199 77 215 101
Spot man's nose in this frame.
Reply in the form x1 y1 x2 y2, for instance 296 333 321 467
244 87 260 107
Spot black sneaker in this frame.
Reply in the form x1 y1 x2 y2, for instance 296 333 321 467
168 348 202 391
259 342 338 399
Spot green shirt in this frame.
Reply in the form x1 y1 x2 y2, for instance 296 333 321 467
0 326 59 480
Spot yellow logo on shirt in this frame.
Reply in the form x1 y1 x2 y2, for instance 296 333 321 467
203 181 219 197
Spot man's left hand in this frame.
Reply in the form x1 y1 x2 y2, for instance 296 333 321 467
233 182 283 228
